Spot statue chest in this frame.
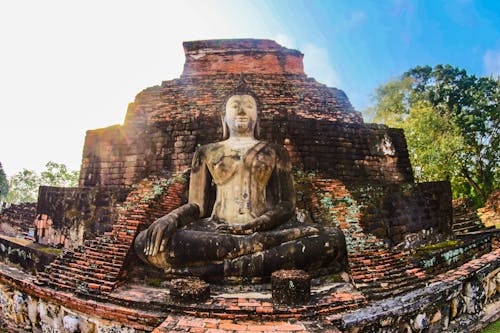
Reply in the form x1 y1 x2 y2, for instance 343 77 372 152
206 145 276 188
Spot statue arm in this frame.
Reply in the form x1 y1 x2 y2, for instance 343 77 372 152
144 148 213 256
144 203 199 256
188 147 214 218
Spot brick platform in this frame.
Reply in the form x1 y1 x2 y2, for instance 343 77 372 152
153 316 310 333
0 249 498 332
0 263 165 331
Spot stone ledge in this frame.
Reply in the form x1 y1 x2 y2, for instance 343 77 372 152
0 263 165 331
342 248 500 332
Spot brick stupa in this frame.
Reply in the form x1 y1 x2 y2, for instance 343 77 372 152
79 39 413 188
36 38 453 291
1 39 498 333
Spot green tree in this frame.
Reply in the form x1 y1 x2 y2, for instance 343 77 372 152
6 169 40 204
368 65 499 206
0 162 8 200
40 161 79 187
5 162 79 204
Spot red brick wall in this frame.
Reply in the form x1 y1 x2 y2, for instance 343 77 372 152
36 186 130 247
182 39 305 75
80 117 413 187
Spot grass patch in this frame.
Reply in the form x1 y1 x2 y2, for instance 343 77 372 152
38 247 62 255
415 240 461 253
327 274 345 283
147 278 163 287
482 319 500 332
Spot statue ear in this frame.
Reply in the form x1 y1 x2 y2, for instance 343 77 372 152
221 114 229 139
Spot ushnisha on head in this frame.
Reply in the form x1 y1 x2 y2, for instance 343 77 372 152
221 75 260 139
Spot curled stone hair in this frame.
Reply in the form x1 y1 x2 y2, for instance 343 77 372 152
221 73 261 139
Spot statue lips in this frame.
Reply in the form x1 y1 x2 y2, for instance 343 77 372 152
235 116 250 129
235 116 249 122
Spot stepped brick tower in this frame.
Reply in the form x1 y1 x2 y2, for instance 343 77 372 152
79 39 414 189
36 40 453 299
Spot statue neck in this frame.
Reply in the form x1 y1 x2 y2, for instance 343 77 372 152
225 136 257 148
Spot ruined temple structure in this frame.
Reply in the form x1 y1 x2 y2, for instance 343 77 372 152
0 39 498 332
0 202 36 236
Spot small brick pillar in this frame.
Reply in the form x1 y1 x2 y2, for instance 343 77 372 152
169 277 210 303
271 269 311 305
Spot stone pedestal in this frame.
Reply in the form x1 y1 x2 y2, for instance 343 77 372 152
169 278 210 303
271 269 311 305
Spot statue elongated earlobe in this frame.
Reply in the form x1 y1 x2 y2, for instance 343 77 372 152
221 114 229 140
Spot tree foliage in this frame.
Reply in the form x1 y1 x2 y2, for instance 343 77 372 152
367 65 499 206
5 169 40 204
40 161 79 187
0 162 8 200
5 162 79 204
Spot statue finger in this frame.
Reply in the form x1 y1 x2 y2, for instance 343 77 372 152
217 224 229 232
159 238 167 253
243 228 253 235
146 223 158 256
145 226 152 255
305 226 319 235
152 224 166 256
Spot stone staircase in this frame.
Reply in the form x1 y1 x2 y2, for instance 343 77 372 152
36 176 187 298
308 176 430 300
452 198 485 235
348 247 428 300
37 236 130 298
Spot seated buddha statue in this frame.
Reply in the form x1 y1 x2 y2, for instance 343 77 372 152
134 79 346 281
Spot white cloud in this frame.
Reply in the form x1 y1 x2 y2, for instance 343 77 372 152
302 44 341 87
483 49 500 77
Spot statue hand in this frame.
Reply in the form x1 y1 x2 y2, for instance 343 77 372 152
250 214 272 232
218 214 274 234
216 223 253 235
144 214 178 257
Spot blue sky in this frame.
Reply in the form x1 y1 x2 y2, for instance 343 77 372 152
263 0 500 108
0 0 499 176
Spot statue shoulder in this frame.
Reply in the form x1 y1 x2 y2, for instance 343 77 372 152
259 142 292 170
194 142 222 156
266 142 291 161
192 143 223 166
192 144 210 170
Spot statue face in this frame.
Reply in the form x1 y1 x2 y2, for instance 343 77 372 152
224 95 257 136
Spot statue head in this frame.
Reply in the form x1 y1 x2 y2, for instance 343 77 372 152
221 75 260 139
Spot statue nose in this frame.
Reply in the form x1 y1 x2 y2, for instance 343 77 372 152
237 105 245 115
